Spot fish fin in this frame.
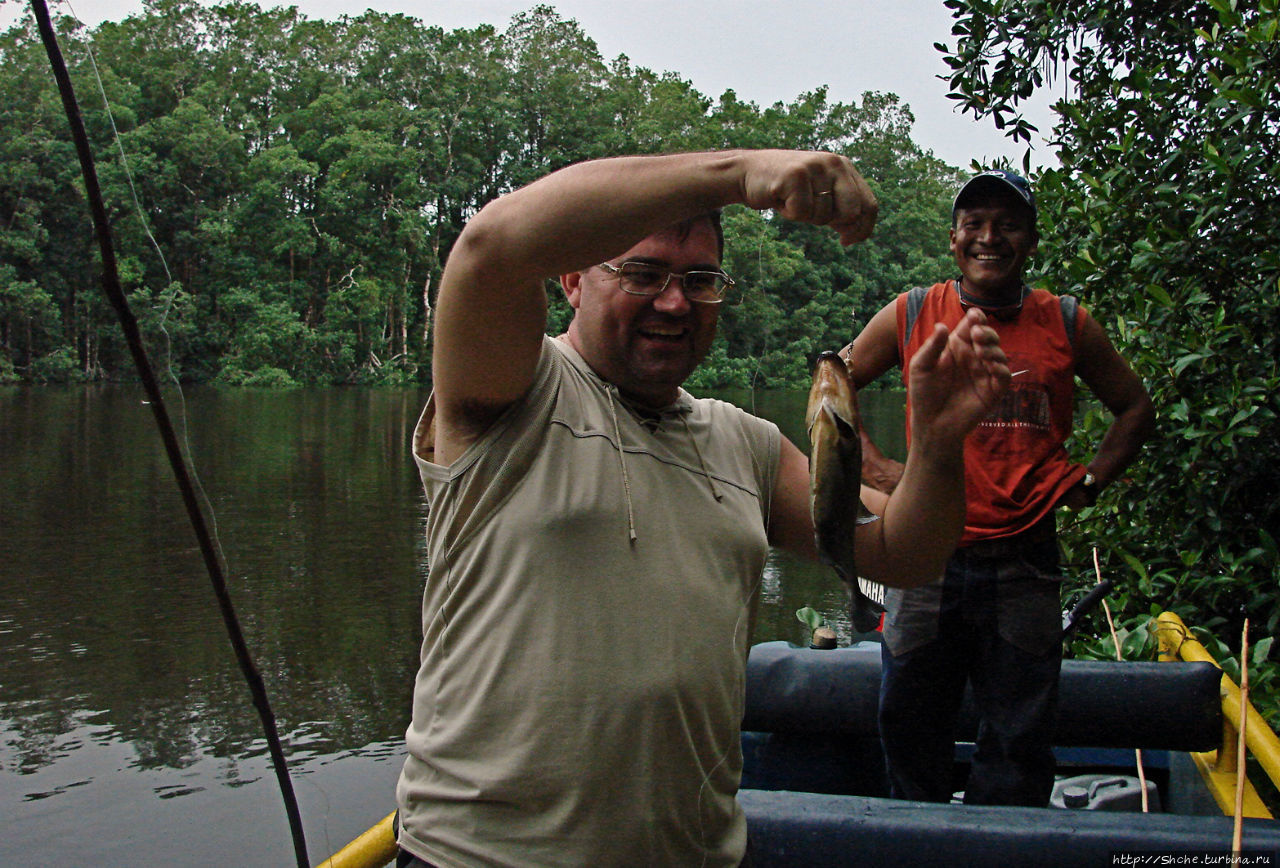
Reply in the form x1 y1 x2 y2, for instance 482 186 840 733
855 494 879 525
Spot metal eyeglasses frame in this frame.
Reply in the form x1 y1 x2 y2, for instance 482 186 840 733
598 261 736 304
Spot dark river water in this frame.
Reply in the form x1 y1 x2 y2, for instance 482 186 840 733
0 384 906 866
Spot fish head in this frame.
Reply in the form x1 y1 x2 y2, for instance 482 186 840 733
805 351 862 440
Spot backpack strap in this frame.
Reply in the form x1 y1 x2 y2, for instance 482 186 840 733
1059 294 1078 356
901 286 930 349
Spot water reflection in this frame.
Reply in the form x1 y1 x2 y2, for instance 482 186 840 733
0 384 905 865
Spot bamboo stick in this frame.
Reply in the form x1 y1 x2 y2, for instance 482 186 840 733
1094 547 1150 812
1233 619 1250 857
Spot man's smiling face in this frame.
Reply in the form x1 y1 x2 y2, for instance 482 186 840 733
950 195 1038 301
563 219 721 409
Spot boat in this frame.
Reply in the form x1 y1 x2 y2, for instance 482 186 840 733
318 611 1280 867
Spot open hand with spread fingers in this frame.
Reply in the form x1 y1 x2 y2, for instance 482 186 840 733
905 307 1010 450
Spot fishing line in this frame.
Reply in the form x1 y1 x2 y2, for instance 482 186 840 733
27 0 223 555
744 217 772 410
59 0 175 293
52 0 221 544
30 3 310 865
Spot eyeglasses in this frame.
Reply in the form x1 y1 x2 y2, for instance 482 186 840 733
598 261 735 304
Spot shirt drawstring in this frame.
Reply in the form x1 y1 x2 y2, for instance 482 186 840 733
606 386 723 545
607 388 639 545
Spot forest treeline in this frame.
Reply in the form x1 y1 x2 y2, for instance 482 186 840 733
0 0 962 388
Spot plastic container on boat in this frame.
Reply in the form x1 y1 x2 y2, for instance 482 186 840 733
1050 774 1161 812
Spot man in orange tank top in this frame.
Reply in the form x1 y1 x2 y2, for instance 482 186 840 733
843 170 1154 806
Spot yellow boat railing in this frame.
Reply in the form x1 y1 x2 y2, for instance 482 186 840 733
1154 610 1279 819
313 810 397 868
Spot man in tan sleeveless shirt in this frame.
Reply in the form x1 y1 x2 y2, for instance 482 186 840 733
398 150 1012 867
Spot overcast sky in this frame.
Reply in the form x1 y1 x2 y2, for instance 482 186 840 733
6 0 1060 172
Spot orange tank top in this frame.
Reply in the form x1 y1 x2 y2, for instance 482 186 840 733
898 280 1088 543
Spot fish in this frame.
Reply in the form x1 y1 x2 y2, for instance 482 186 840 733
806 350 884 634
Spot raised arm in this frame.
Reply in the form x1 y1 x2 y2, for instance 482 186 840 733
431 150 877 464
842 300 906 493
770 308 1009 587
1055 310 1155 508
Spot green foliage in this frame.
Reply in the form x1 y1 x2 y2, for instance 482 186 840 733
1194 624 1278 725
795 605 831 648
941 0 1280 722
0 2 956 388
28 346 82 383
215 364 299 387
795 606 825 632
1066 603 1159 663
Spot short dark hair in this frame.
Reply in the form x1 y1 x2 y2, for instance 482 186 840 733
672 210 724 259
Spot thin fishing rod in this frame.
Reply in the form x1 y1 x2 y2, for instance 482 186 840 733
29 3 310 865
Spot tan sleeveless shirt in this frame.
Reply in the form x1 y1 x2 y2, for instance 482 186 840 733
397 337 780 867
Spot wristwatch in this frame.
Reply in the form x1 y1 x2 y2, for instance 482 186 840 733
1080 472 1100 506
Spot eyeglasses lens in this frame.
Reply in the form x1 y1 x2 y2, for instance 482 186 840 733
617 263 728 303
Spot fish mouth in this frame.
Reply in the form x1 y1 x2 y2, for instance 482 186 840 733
806 352 858 434
819 398 858 439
